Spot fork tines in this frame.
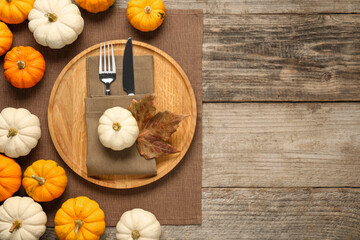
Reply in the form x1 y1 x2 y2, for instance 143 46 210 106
99 43 116 74
99 42 116 96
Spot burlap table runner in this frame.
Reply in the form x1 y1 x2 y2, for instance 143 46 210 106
0 8 203 226
85 55 157 176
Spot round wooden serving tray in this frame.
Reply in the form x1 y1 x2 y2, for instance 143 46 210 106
48 40 197 189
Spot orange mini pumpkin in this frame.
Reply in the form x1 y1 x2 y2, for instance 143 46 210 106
0 0 35 24
0 22 13 56
75 0 116 13
0 154 21 201
55 196 106 240
4 46 45 88
127 0 165 32
22 160 68 202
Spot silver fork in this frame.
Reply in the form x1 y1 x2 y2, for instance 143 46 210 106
99 42 116 95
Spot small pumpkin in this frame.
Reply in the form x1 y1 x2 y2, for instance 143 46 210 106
4 46 45 88
0 107 41 158
28 0 84 49
0 196 47 240
0 0 35 24
0 154 21 202
127 0 165 32
98 106 139 151
116 208 161 240
55 196 106 240
22 160 68 202
74 0 116 13
0 22 13 56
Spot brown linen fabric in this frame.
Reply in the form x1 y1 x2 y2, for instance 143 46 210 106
0 8 203 226
85 55 157 176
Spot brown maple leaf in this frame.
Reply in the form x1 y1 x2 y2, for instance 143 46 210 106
128 95 188 159
128 95 156 129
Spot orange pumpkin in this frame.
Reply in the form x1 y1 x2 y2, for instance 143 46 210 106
22 160 68 202
74 0 116 13
55 196 106 240
127 0 165 32
4 46 45 88
0 154 21 202
0 0 35 24
0 21 13 56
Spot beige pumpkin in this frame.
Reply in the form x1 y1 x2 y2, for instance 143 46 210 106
0 108 41 158
0 196 47 240
28 0 84 49
116 208 161 240
98 106 139 151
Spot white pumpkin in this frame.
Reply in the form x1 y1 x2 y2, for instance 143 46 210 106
116 208 161 240
98 107 139 151
0 196 47 240
28 0 84 49
0 108 41 158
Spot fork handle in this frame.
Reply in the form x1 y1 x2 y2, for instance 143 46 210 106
105 83 110 96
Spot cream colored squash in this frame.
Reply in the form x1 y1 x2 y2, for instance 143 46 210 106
0 196 47 240
98 106 139 151
116 208 161 240
0 108 41 158
28 0 84 49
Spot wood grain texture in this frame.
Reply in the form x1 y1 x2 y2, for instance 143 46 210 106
41 188 360 240
203 14 360 102
114 0 360 14
203 103 360 187
48 40 197 189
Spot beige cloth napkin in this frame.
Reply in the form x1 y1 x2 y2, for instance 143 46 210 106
85 55 157 176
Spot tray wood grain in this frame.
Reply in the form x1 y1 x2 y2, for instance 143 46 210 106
48 40 197 189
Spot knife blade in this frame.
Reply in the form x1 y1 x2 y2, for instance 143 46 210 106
123 37 135 95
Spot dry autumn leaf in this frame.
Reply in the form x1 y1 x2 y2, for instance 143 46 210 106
128 95 188 159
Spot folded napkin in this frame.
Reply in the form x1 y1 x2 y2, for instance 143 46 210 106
85 55 157 176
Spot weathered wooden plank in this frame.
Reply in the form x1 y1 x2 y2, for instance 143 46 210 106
115 0 360 14
203 103 360 187
41 188 360 239
203 14 360 101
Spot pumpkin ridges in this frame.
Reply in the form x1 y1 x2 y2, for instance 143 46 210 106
4 46 45 88
0 0 34 24
0 22 12 56
0 155 21 201
82 222 105 237
23 160 67 202
55 196 105 240
127 0 165 32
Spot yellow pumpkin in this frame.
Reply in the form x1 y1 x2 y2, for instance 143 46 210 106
22 160 68 202
127 0 165 32
0 21 12 56
4 46 46 88
0 0 35 24
0 154 21 201
74 0 115 13
55 196 106 240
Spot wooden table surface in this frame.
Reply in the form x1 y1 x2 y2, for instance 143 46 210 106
42 1 360 239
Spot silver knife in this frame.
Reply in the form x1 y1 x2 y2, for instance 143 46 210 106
123 37 135 95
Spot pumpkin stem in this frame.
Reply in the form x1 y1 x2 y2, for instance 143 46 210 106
7 128 18 138
32 174 46 185
112 122 121 131
9 219 22 233
74 219 83 235
144 6 151 14
45 13 58 22
132 230 141 240
17 61 26 69
6 0 11 2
